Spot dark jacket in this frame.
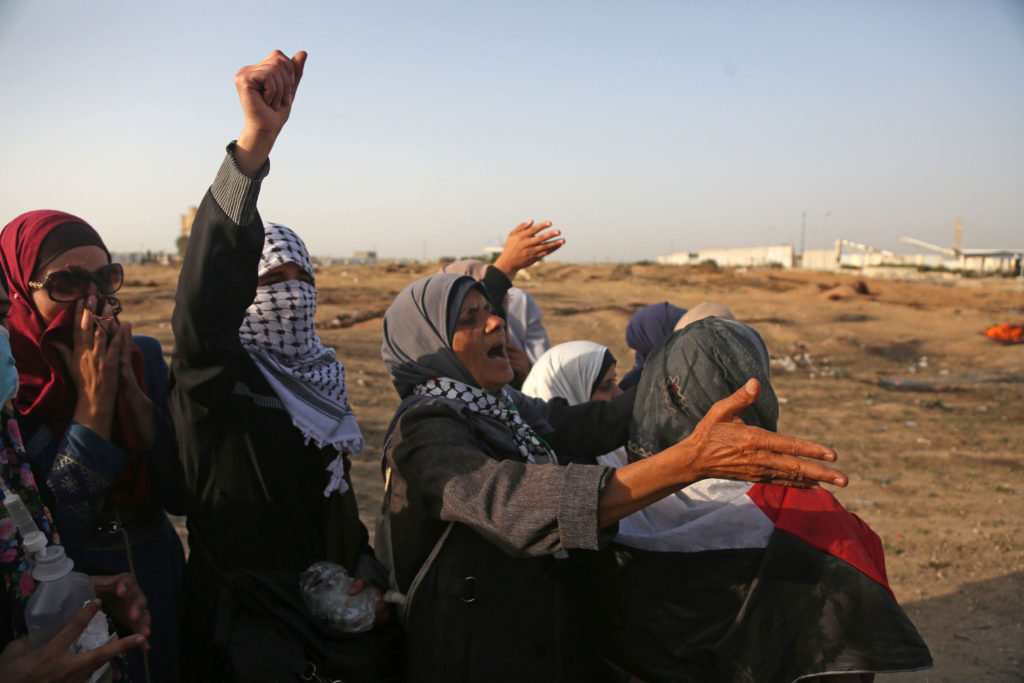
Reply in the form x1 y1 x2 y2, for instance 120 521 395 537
169 149 381 679
18 337 184 682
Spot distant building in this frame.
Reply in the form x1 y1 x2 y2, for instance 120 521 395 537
352 250 377 264
658 244 795 268
180 206 197 237
319 251 379 265
801 243 840 271
111 250 173 266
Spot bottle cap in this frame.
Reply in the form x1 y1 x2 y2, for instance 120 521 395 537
31 544 75 581
23 531 47 555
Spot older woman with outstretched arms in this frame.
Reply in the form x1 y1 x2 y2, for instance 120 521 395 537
378 274 846 681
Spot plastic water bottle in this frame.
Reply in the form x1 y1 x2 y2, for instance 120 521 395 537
24 544 97 648
24 545 114 682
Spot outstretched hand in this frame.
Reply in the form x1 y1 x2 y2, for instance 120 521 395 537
599 378 846 528
493 220 564 280
679 378 847 489
235 49 308 176
0 600 147 683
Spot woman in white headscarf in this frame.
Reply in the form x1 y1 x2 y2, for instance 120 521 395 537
521 340 626 466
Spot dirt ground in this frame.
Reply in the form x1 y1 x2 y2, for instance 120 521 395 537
126 262 1023 682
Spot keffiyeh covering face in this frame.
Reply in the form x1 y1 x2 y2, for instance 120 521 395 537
239 222 363 496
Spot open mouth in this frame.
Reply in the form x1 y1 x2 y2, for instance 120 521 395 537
486 339 508 361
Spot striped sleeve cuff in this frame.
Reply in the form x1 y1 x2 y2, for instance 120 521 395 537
210 141 270 225
557 463 618 550
355 552 391 589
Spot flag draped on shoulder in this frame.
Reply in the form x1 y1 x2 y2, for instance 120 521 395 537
596 317 932 682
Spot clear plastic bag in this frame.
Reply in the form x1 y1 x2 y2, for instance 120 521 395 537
299 562 378 633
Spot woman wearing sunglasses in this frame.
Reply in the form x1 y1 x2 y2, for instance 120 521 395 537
0 211 185 682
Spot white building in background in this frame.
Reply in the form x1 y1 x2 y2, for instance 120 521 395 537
657 244 795 269
802 244 841 271
657 238 1021 278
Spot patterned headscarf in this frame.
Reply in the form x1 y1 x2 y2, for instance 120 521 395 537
239 222 363 496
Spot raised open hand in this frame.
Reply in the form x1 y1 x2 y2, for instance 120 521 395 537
493 220 564 280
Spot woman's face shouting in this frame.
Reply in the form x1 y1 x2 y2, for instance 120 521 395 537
451 288 513 391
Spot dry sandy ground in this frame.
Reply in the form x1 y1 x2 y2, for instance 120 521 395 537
125 262 1023 682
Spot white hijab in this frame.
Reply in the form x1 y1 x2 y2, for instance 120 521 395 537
521 341 626 467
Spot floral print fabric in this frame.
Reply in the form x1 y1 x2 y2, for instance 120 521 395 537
1 412 57 637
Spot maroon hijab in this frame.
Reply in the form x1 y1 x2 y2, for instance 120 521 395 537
0 210 149 508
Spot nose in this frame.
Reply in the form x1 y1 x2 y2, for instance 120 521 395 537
485 312 505 333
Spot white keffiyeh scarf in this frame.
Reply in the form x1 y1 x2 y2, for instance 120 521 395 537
414 377 556 465
239 222 364 496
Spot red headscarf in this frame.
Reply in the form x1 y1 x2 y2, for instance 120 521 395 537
0 210 150 509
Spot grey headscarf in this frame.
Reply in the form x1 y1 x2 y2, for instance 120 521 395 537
436 260 551 363
627 316 777 459
381 273 483 398
380 273 557 465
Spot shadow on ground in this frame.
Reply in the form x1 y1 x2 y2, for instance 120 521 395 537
877 570 1023 682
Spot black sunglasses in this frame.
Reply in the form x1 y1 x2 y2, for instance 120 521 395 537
28 263 125 303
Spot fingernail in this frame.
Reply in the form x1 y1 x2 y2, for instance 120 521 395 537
833 476 846 486
823 450 836 461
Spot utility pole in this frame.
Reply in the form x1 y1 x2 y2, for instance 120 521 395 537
800 211 807 260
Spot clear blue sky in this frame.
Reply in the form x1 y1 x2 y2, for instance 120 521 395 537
1 0 1022 262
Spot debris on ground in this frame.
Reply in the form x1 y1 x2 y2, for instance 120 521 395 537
983 322 1023 344
770 342 845 378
